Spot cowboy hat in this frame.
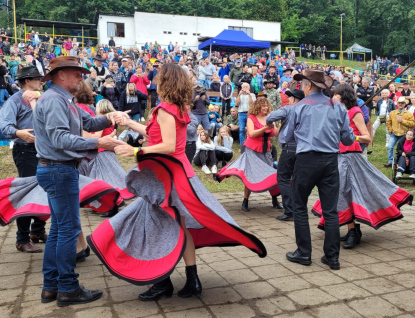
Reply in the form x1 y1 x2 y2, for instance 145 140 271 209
256 91 268 98
92 54 106 61
42 56 90 82
15 65 44 80
397 96 407 104
285 89 305 101
293 69 334 89
283 67 293 73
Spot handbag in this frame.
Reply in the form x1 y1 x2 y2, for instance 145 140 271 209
379 115 386 124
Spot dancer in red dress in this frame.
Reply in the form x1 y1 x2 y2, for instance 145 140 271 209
87 64 266 302
216 97 281 212
312 84 413 249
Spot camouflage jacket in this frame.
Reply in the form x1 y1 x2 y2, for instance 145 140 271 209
264 88 282 110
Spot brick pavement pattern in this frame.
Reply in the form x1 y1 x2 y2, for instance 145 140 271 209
1 192 415 318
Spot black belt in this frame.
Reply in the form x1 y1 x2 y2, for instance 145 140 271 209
39 158 80 167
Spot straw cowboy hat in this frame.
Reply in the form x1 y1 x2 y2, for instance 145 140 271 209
43 56 90 81
293 69 334 90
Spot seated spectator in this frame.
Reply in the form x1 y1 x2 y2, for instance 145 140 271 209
207 105 223 137
214 126 234 168
194 130 217 175
226 107 239 141
210 74 221 92
250 66 263 94
119 83 148 122
277 81 290 107
101 75 121 110
396 130 415 179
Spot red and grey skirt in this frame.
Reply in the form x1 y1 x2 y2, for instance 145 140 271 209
87 154 267 286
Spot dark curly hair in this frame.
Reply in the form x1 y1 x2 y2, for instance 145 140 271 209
74 81 95 105
333 83 357 110
156 63 193 115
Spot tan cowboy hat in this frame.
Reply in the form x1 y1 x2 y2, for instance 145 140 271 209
397 96 408 104
293 69 334 89
256 91 268 98
43 56 90 81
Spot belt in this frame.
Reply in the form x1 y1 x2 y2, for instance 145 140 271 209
239 111 248 113
39 158 80 167
186 141 196 145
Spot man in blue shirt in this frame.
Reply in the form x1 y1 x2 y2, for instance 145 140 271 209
284 69 355 271
168 41 174 52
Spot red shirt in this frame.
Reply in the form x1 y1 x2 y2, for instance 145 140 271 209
244 115 274 153
339 106 362 153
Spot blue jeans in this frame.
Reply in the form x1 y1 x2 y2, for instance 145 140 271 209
37 163 81 293
0 88 9 107
129 113 141 122
194 113 210 130
388 133 405 163
238 112 248 145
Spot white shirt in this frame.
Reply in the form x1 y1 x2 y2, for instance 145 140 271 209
238 93 256 113
408 106 415 115
379 100 388 116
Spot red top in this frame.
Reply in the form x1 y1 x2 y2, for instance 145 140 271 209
339 106 362 153
98 126 115 153
389 91 402 104
244 115 274 153
130 74 150 95
77 103 96 117
146 102 194 177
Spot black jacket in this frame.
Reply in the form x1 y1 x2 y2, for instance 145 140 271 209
0 65 7 89
235 72 253 89
118 89 147 115
356 86 374 102
210 82 221 92
396 137 415 158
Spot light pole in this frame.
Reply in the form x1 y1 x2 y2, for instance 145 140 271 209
12 0 17 44
340 13 345 65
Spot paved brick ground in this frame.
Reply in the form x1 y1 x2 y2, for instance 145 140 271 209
1 192 415 318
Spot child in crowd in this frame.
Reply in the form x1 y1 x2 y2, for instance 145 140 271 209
214 126 234 168
221 75 233 117
207 105 223 138
194 130 217 175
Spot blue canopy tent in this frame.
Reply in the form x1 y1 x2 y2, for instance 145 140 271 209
198 30 271 56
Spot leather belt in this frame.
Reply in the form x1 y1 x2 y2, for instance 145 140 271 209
39 158 80 167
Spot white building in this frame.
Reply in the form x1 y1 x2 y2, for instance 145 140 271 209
96 11 283 52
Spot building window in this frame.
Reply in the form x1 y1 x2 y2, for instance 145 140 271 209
168 31 172 34
229 26 253 37
107 22 125 38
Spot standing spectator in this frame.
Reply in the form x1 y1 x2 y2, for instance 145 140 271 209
32 53 46 76
91 54 109 89
250 66 263 94
110 61 127 92
235 64 253 93
235 82 256 144
192 81 210 129
69 45 78 57
214 126 234 168
168 41 174 52
108 37 115 47
100 75 121 110
174 42 180 54
263 79 281 110
264 65 279 88
385 97 415 167
218 61 230 81
130 66 150 96
8 54 20 79
63 38 72 54
389 83 402 105
322 46 327 60
356 78 374 102
401 82 412 98
220 75 233 117
182 42 188 55
204 58 217 87
147 61 159 108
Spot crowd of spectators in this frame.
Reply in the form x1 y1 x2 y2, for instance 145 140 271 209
1 33 415 174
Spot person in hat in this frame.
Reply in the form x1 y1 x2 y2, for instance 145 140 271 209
263 78 281 112
264 65 279 88
91 54 109 88
229 59 242 86
266 89 305 222
279 67 293 88
284 69 356 270
0 66 47 253
401 81 412 99
31 56 129 306
385 96 415 167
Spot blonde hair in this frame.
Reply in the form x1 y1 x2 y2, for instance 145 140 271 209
216 126 231 146
96 99 116 115
126 83 136 97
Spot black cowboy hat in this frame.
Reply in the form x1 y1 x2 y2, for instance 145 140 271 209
15 65 44 80
285 89 305 100
283 67 293 73
92 54 106 61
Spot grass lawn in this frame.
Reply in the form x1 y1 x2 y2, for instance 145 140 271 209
299 57 368 71
1 116 414 196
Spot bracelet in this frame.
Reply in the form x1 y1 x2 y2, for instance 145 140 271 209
134 146 142 157
36 91 41 98
356 136 359 141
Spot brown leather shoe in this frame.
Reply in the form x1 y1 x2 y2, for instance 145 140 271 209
30 234 48 243
16 242 43 253
41 289 58 303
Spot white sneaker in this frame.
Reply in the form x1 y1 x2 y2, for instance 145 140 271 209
211 165 217 174
396 172 403 179
141 117 145 122
410 174 415 179
202 165 211 174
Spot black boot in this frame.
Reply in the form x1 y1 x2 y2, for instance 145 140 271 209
341 224 362 241
178 265 202 298
100 205 118 218
343 228 361 249
138 277 174 301
272 196 283 209
242 198 249 212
